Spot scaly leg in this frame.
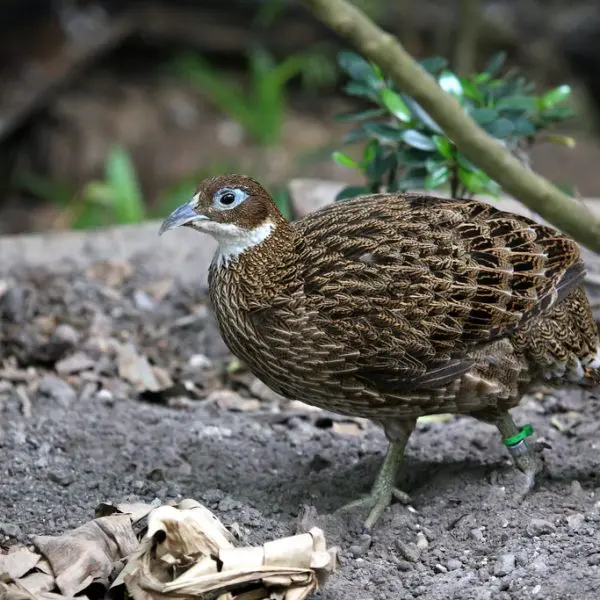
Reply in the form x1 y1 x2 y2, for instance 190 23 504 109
337 419 415 529
494 411 540 501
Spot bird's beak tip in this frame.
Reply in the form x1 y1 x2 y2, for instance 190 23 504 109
158 201 206 236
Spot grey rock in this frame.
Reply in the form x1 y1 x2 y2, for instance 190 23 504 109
446 558 462 571
526 518 556 537
52 323 80 345
38 375 76 406
47 468 75 486
395 540 421 563
0 521 23 538
566 513 585 533
434 563 448 573
493 553 516 577
55 351 95 375
350 534 372 557
396 559 413 571
530 558 548 574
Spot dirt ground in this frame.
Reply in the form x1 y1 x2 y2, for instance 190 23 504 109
1 259 600 600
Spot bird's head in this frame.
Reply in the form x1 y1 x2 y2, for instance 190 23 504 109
159 174 286 266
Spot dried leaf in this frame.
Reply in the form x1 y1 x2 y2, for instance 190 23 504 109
33 515 138 597
86 260 134 287
116 343 160 392
118 499 338 600
331 422 363 436
0 547 41 580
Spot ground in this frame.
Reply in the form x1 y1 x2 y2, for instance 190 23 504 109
1 261 600 600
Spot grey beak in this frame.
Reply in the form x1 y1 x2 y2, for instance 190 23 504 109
158 201 208 236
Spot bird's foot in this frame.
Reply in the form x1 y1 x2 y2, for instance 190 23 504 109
494 415 541 504
337 486 411 529
505 440 541 504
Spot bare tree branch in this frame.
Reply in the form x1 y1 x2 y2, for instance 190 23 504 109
300 0 600 254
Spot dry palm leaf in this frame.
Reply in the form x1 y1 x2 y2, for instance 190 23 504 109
114 499 338 600
1 499 337 600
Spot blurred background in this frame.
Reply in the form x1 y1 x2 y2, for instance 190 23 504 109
1 0 599 234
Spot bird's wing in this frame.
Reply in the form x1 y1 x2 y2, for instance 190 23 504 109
293 193 584 391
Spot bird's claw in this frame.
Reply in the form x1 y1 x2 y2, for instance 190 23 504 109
337 487 411 529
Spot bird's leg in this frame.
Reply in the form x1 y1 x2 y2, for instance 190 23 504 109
494 411 540 501
337 419 415 529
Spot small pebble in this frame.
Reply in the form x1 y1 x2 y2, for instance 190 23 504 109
493 553 515 577
188 354 213 369
526 518 556 537
396 559 413 571
570 480 584 496
55 351 95 375
434 563 447 574
395 540 421 563
588 554 600 566
0 521 23 538
446 558 462 571
530 558 548 574
349 534 372 557
566 513 585 533
416 531 429 550
38 375 76 406
48 469 75 487
52 323 80 345
470 527 485 542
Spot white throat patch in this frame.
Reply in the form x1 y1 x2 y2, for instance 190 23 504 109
209 220 275 267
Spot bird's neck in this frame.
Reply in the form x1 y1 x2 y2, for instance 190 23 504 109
209 219 299 309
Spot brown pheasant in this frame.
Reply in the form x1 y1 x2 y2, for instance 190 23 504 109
160 174 600 528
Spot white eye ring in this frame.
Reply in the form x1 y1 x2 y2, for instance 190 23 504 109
213 187 247 210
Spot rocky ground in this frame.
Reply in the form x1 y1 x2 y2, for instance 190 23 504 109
1 255 599 600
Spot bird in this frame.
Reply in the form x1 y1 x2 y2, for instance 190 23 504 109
159 174 600 529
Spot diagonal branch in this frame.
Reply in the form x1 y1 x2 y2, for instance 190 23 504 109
300 0 600 254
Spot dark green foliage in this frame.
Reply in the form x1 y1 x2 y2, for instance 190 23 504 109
332 51 576 201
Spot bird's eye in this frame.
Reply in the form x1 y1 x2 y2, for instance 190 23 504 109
220 192 236 205
213 188 247 210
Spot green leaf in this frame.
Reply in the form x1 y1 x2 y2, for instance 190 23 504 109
397 167 428 191
363 123 405 142
332 151 359 169
402 96 443 133
484 118 515 139
483 52 507 78
432 135 453 159
362 139 379 165
456 152 478 171
343 81 377 100
424 165 450 189
380 88 411 122
511 115 536 136
541 134 576 148
337 51 379 86
336 185 370 201
461 79 484 103
496 96 536 112
540 106 575 121
439 70 463 97
459 167 499 196
343 126 370 144
469 107 499 125
104 145 145 224
541 85 571 109
397 148 432 166
401 129 437 151
335 108 387 122
11 171 74 207
419 57 448 75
